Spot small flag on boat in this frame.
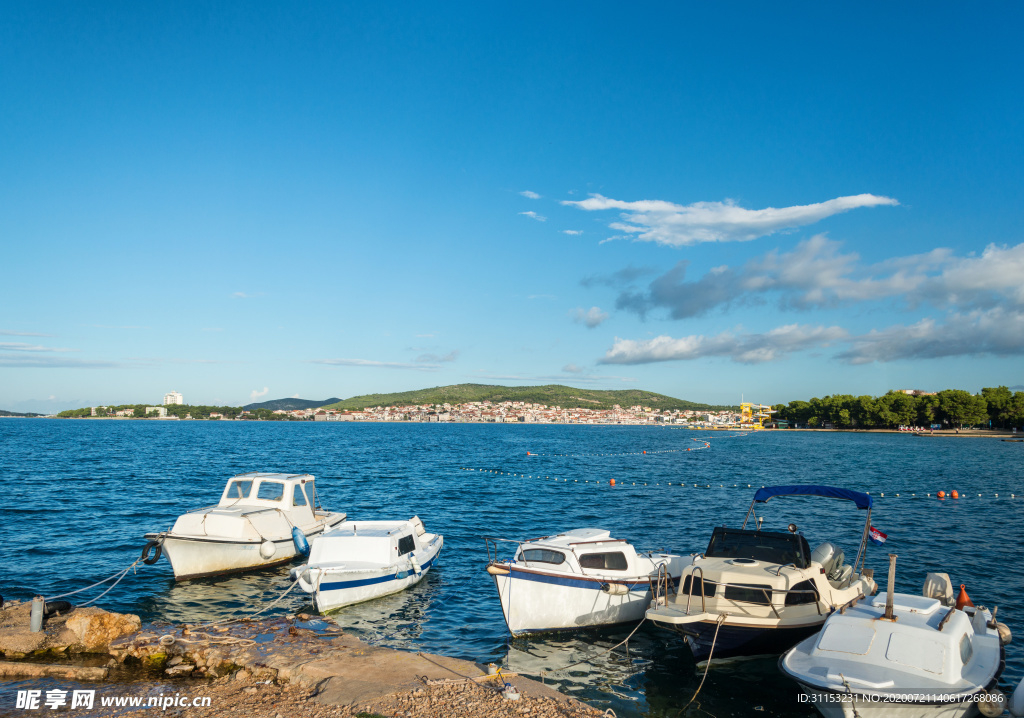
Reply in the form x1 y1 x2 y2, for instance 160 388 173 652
869 526 888 546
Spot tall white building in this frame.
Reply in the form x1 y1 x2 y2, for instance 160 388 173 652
163 391 184 406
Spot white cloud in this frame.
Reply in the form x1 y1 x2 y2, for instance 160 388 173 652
520 190 541 199
562 193 898 247
616 237 1024 319
570 306 610 329
0 330 53 337
562 363 584 373
519 211 547 222
250 387 270 401
562 230 583 236
416 350 459 363
600 324 848 365
311 358 439 371
838 308 1024 364
0 356 118 368
0 342 75 353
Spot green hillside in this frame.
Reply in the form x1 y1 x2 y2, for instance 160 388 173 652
322 384 733 411
243 397 341 411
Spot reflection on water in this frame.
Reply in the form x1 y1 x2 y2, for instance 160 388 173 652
2 421 1023 717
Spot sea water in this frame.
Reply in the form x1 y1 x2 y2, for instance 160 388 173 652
1 419 1021 716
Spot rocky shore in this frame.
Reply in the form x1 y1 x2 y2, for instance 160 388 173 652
0 601 603 718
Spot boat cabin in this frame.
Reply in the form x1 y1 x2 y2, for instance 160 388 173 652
513 528 647 577
307 518 428 569
171 472 328 539
704 527 812 567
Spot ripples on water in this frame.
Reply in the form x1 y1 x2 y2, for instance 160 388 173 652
1 420 1022 716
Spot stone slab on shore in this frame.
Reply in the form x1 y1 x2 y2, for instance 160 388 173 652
1 606 602 717
0 601 140 658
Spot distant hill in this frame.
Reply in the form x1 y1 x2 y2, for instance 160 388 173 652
0 409 43 417
242 397 341 411
322 384 733 411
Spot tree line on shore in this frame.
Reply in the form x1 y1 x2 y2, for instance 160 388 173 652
772 387 1024 430
56 404 298 420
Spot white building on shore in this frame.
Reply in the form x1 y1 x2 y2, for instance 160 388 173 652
163 391 184 405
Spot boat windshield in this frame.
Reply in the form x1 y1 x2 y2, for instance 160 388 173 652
704 527 811 568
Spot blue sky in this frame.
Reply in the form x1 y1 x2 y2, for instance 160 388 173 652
2 3 1022 412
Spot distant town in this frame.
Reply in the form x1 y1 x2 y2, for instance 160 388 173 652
37 384 1024 431
59 390 746 426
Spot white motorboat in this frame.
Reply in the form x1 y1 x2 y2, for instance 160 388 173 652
645 485 879 662
485 528 690 635
780 557 1011 718
291 517 442 613
143 472 346 581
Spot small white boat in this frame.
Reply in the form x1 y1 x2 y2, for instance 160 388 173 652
485 528 690 635
645 485 879 662
292 517 442 613
780 557 1011 718
143 472 346 581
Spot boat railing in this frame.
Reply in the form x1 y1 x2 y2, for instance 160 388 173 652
676 567 823 616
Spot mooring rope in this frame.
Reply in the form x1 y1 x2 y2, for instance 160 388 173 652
44 558 143 603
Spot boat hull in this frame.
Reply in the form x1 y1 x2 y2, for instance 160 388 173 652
492 566 673 634
664 617 822 662
794 685 982 718
152 516 346 581
310 540 443 612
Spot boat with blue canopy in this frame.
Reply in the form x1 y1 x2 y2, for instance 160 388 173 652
645 484 879 663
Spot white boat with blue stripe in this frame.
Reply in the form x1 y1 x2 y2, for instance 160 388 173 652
485 528 690 635
292 517 442 613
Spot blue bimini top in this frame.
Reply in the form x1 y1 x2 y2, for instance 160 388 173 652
751 485 872 510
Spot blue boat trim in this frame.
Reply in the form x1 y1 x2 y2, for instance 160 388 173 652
319 554 436 592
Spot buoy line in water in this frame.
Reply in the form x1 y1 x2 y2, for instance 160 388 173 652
456 468 1022 498
524 438 711 457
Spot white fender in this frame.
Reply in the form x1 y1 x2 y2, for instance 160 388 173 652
1010 678 1024 718
259 540 276 559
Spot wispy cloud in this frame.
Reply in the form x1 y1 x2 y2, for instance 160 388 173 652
416 350 459 363
88 324 150 330
0 330 54 337
615 237 1024 319
581 265 657 289
232 292 264 299
0 342 75 353
839 308 1024 364
600 324 848 365
562 230 583 236
520 190 541 199
311 358 439 371
519 211 547 222
562 363 584 373
0 355 119 368
562 193 898 247
570 306 609 329
250 387 270 401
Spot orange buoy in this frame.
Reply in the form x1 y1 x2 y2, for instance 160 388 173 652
642 450 646 454
955 584 974 609
938 490 946 499
527 452 531 456
610 478 616 486
951 489 959 499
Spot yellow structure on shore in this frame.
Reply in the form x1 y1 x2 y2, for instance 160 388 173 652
739 402 775 429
